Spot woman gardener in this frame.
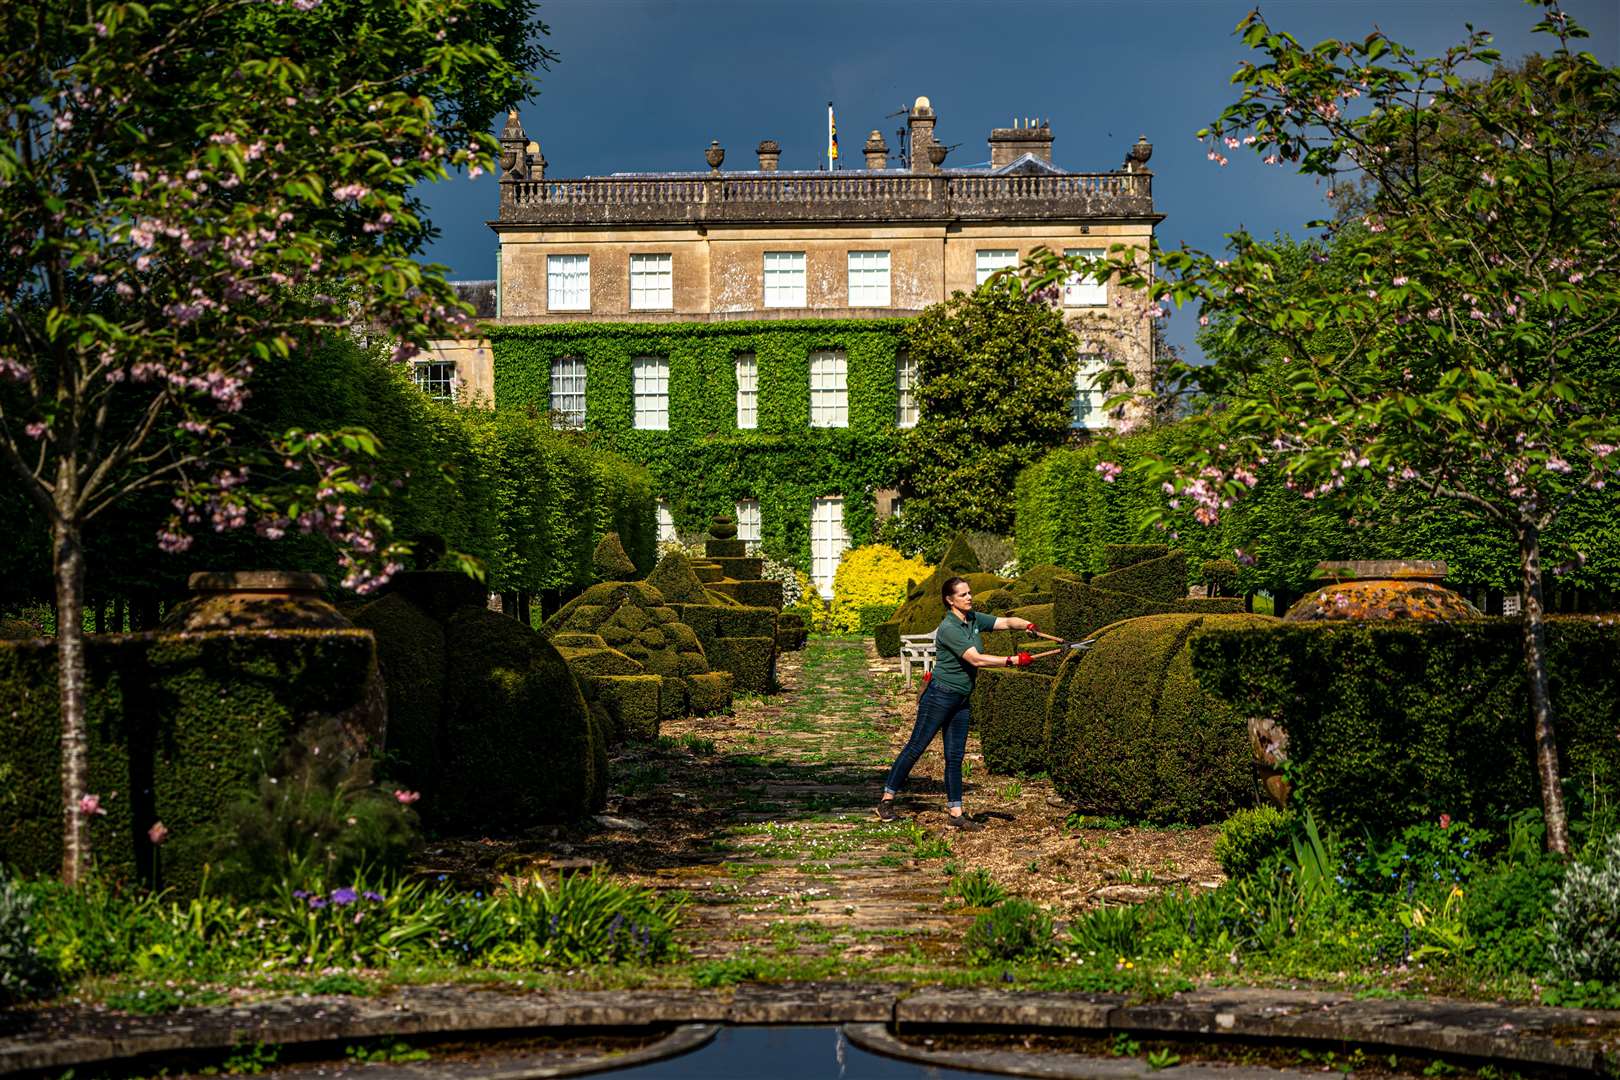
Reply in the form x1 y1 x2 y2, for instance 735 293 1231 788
876 575 1052 830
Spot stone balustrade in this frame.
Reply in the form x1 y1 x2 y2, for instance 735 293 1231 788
497 170 1155 224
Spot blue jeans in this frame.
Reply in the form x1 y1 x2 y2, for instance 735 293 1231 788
884 682 971 808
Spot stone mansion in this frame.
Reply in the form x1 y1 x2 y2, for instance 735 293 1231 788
427 97 1162 593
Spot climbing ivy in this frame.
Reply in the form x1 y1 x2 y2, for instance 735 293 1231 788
487 320 910 569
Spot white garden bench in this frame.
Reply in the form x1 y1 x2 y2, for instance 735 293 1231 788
898 632 937 684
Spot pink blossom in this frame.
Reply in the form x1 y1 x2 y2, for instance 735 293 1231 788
157 529 193 554
1095 461 1123 483
1569 272 1584 284
1439 814 1451 829
25 421 46 439
1263 154 1280 165
54 111 73 132
1546 456 1572 474
1234 548 1256 567
79 794 106 816
148 821 169 845
468 165 484 179
1392 276 1408 287
394 789 421 805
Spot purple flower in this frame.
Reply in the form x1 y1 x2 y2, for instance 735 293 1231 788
362 890 385 902
292 889 310 900
308 896 327 910
331 887 358 906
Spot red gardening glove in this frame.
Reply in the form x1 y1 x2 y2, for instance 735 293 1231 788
1013 651 1033 667
922 671 932 684
1025 622 1040 637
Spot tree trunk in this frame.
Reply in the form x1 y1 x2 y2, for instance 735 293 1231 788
1519 524 1570 857
54 517 91 884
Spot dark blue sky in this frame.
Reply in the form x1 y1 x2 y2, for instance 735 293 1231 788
417 0 1618 360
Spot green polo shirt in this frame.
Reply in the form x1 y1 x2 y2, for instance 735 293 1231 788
932 610 999 694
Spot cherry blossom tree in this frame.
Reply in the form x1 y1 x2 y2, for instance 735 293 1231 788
1037 3 1619 854
0 0 545 882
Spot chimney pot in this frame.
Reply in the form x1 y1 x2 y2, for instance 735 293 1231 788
908 95 939 172
756 139 781 172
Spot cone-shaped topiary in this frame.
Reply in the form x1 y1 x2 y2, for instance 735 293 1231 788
592 531 639 582
645 550 713 605
939 531 984 576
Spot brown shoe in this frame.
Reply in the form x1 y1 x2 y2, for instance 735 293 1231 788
876 799 899 822
946 813 984 831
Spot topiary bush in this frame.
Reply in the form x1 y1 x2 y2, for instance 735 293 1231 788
351 592 445 799
1214 807 1296 881
830 545 932 634
971 670 1055 776
1193 619 1620 836
1091 551 1187 603
441 608 602 828
592 532 639 582
1047 613 1275 824
1052 577 1243 644
1104 544 1170 572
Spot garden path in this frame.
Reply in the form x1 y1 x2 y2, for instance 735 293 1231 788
429 639 1223 968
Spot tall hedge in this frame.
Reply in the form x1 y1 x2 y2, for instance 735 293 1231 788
1016 425 1620 602
1192 618 1620 835
1046 613 1275 823
487 319 908 570
0 336 655 614
0 630 376 889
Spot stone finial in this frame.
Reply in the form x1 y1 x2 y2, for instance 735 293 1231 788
756 139 781 172
926 143 949 167
863 129 889 170
499 108 528 181
1125 134 1153 171
705 140 725 173
526 140 546 181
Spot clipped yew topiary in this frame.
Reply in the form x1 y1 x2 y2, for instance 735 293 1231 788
1090 551 1187 604
441 608 603 828
971 669 1056 776
776 611 808 652
1047 612 1275 824
592 531 639 582
1053 577 1244 643
1105 544 1170 571
351 593 446 798
645 550 714 606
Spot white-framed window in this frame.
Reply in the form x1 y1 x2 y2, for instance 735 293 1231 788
1072 354 1110 430
975 248 1018 286
549 355 586 429
810 497 849 599
547 254 590 311
809 349 848 428
412 360 456 402
632 355 669 431
847 250 891 307
1063 247 1108 306
656 500 677 545
735 499 761 546
764 251 806 307
895 350 918 428
735 352 758 430
630 253 672 310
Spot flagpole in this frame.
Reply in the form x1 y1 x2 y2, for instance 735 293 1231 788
827 102 833 172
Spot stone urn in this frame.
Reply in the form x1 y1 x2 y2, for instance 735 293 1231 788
705 140 725 172
161 571 353 632
926 143 949 167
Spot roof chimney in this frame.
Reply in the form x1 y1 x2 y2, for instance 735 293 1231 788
863 130 888 170
907 96 938 172
756 139 781 172
988 118 1053 169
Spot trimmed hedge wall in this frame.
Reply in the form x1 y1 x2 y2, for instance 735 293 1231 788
1052 578 1243 643
1047 613 1275 824
0 630 376 888
971 670 1056 776
487 320 910 572
1193 618 1620 834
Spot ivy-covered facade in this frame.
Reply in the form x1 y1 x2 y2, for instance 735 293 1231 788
486 319 910 587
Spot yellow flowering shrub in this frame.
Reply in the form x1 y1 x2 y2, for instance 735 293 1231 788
831 545 933 635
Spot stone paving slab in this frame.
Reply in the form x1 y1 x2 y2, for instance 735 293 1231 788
4 985 1618 1077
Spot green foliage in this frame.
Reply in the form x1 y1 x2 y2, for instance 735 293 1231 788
1549 832 1620 985
177 721 418 902
351 592 446 799
895 277 1080 541
970 670 1055 777
1092 551 1186 603
1214 807 1296 881
0 629 376 889
593 532 639 582
440 608 603 828
963 898 1054 963
1047 613 1273 824
24 868 683 988
1194 619 1620 836
488 320 909 572
948 867 1008 908
830 545 931 634
0 864 56 1005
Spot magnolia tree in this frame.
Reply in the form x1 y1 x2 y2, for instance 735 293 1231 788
0 0 547 882
1035 3 1620 854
